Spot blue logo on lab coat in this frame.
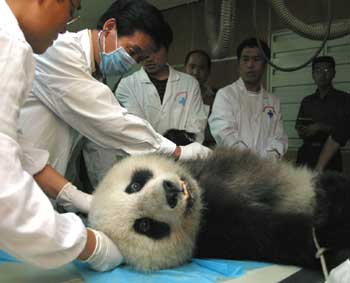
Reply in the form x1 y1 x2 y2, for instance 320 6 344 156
176 92 188 106
263 106 275 119
267 110 274 118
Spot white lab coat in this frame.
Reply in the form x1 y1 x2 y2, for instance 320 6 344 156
209 78 288 157
83 66 208 188
0 0 86 268
19 30 176 176
116 66 207 142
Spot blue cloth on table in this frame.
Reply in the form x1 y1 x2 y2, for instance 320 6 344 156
0 250 18 263
0 250 271 283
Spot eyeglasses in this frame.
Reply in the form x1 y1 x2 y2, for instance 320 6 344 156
313 68 332 74
67 0 80 25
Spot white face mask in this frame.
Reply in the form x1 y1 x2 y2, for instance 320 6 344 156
98 30 136 77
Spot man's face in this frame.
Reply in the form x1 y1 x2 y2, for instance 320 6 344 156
312 62 335 88
142 46 168 75
185 53 210 86
238 47 266 87
24 0 81 54
103 29 156 64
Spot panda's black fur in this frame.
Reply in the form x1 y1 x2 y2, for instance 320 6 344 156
89 147 350 271
163 129 196 145
183 149 350 270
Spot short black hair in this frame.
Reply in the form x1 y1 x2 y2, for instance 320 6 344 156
312 56 336 71
97 0 171 50
184 49 212 71
236 37 271 61
158 21 173 51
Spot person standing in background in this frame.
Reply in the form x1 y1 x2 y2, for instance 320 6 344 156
295 56 348 172
185 49 216 147
209 38 287 160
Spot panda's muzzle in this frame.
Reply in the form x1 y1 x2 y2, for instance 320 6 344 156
163 180 182 208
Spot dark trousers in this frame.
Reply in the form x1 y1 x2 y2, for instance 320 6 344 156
296 143 342 172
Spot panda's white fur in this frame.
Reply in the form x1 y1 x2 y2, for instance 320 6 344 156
89 154 203 271
88 148 350 272
269 162 316 214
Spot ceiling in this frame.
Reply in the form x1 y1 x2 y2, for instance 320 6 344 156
70 0 199 30
148 0 199 10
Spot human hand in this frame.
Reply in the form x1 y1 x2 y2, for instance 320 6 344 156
266 150 280 162
179 142 212 160
84 229 123 272
56 182 92 214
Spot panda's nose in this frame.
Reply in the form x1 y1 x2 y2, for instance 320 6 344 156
163 180 181 208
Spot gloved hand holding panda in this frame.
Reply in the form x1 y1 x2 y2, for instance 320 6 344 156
87 147 350 279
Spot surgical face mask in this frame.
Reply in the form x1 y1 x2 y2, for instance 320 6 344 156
98 30 136 77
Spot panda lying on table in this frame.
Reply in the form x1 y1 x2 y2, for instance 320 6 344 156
88 147 350 274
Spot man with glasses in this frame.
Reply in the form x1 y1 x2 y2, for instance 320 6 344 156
67 0 80 25
19 0 211 183
295 56 348 172
1 0 123 273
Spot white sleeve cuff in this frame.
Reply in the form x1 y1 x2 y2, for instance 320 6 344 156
156 134 177 156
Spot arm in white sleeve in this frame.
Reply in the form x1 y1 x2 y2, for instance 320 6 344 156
115 77 147 120
208 89 248 149
265 97 288 157
0 26 86 269
183 79 207 144
18 133 49 175
33 37 176 156
0 134 87 268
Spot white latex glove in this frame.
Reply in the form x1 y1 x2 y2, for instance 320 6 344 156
84 229 124 272
266 150 280 162
179 142 212 160
56 182 92 214
328 259 350 283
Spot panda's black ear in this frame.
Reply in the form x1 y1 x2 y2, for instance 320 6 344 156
125 169 153 194
133 217 170 240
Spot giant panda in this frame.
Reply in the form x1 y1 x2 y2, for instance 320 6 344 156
88 147 350 272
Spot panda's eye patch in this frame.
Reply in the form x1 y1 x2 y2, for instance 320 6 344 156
125 169 153 194
134 217 170 240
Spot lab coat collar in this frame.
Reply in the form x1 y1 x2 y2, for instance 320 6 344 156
236 77 267 98
139 64 180 84
0 0 27 44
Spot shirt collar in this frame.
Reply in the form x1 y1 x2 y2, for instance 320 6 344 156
315 86 334 99
236 77 266 97
139 64 179 83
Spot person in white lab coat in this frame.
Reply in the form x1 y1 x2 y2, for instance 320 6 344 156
209 38 288 160
82 20 208 188
116 48 207 143
19 0 211 181
1 0 122 272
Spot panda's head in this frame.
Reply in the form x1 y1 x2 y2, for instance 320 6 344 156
88 154 202 271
